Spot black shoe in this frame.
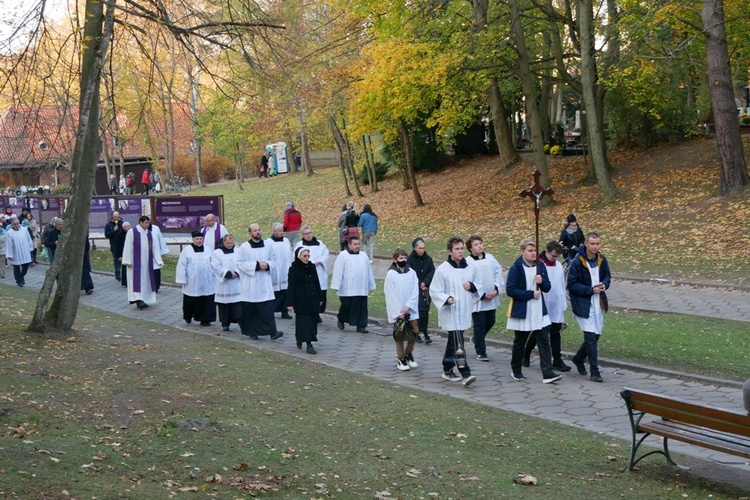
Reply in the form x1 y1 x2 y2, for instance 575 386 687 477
297 342 302 349
200 321 211 327
317 317 323 324
511 371 526 381
553 361 572 372
337 322 345 330
590 373 604 383
573 359 587 375
543 373 562 384
222 326 230 332
424 334 432 344
249 335 259 340
185 318 192 324
415 335 424 344
85 289 94 295
271 331 284 340
307 345 317 354
115 276 121 281
476 354 489 362
522 357 530 368
281 312 293 319
136 300 148 309
356 327 369 333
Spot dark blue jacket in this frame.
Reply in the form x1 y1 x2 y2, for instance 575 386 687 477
567 245 611 318
506 256 550 319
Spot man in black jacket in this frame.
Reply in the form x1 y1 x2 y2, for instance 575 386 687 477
104 211 124 280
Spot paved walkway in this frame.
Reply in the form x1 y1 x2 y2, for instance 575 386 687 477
6 263 750 491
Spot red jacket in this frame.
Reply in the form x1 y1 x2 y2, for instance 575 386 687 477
283 208 302 232
141 171 150 184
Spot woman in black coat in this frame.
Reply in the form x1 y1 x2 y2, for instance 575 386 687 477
286 247 324 354
406 237 435 344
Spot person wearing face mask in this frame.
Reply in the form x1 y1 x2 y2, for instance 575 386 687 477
559 214 585 263
407 237 435 344
385 248 420 372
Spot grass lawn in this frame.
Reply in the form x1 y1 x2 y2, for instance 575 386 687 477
0 285 746 498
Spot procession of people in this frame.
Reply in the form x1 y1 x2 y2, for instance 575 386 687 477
9 196 610 383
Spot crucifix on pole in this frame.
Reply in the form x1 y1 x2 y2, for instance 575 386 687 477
519 169 554 277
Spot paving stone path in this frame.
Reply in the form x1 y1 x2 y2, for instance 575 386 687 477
6 259 749 491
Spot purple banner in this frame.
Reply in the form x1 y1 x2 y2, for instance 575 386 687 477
153 196 223 233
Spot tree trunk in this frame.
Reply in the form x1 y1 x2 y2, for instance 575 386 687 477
342 119 363 197
328 115 352 197
508 0 552 193
488 78 521 168
295 105 314 176
235 141 244 190
29 0 116 333
189 64 203 187
362 136 374 189
578 0 618 201
364 135 379 192
398 120 424 206
702 0 750 195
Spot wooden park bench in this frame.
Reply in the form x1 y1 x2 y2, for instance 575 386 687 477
619 387 750 470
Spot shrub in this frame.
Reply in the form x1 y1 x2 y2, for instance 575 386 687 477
52 184 72 195
172 155 233 184
550 145 563 155
740 114 750 125
544 144 551 154
356 161 390 185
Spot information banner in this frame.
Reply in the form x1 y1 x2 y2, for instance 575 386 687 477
153 196 223 233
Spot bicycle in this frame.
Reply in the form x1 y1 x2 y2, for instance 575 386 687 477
164 176 191 194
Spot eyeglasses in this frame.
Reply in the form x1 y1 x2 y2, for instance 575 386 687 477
548 253 560 259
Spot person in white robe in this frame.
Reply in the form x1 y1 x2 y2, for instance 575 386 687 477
122 216 164 309
506 238 561 384
524 241 571 372
331 236 375 333
176 230 216 326
5 216 34 287
212 234 242 331
235 223 283 340
295 225 329 322
149 222 170 291
466 235 504 362
568 233 611 383
384 248 420 372
201 213 228 251
430 236 481 386
266 222 294 319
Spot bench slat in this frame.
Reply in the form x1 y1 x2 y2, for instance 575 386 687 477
640 420 750 459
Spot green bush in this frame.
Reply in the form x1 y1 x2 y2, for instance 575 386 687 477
356 161 390 185
51 184 72 195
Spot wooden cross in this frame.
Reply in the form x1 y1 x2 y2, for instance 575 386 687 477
519 169 554 275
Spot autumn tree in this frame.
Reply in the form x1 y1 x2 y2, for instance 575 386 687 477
702 0 749 195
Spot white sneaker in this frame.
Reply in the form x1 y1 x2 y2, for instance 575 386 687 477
405 353 418 368
442 370 462 382
462 375 477 387
396 359 410 371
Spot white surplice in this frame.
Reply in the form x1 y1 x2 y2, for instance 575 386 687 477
212 248 242 304
543 260 567 323
266 236 293 291
470 253 504 312
5 226 33 265
506 265 551 332
295 239 330 290
384 267 420 323
150 224 170 269
330 250 375 297
429 259 482 331
575 265 604 335
122 225 164 305
235 239 275 303
176 245 215 297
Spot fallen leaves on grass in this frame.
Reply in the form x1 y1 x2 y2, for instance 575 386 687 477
514 473 538 485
